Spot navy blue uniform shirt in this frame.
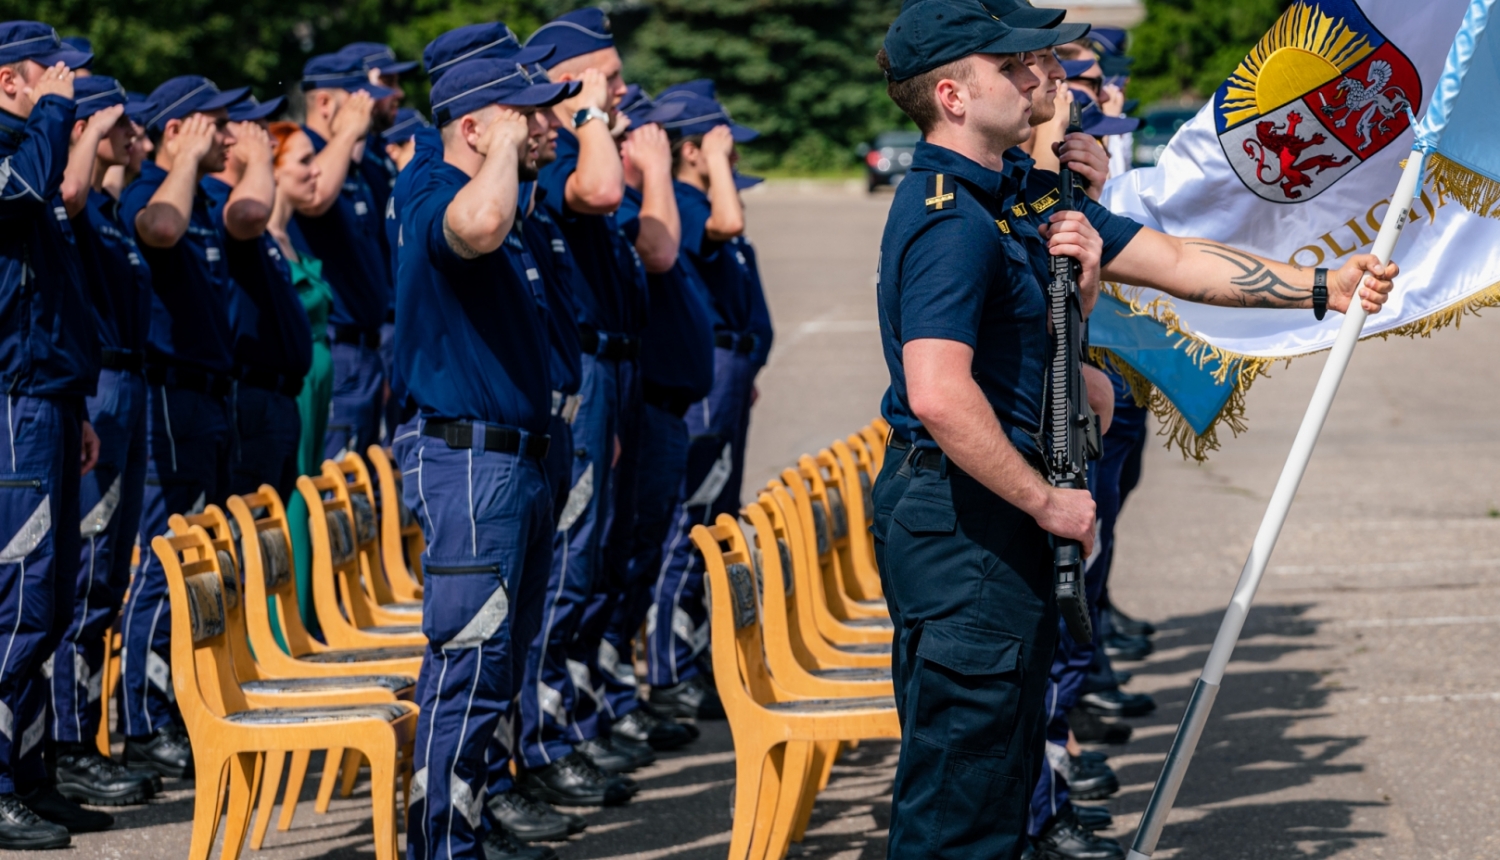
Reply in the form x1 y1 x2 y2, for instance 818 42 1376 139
675 180 757 335
536 126 648 335
877 141 1045 454
74 188 152 358
739 236 774 368
397 162 549 432
359 132 397 315
618 184 714 400
385 126 442 285
521 186 582 397
0 96 99 398
294 128 392 331
120 161 235 375
202 177 313 378
1003 147 1142 283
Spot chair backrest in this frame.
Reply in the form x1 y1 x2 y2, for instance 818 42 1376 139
794 456 872 606
169 507 258 684
777 467 849 625
742 492 822 677
153 527 251 731
326 455 396 607
226 487 326 660
858 421 888 475
298 470 381 634
829 439 880 588
365 445 424 593
689 517 787 712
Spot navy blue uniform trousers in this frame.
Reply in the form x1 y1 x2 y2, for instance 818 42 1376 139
0 396 81 793
50 369 146 745
872 447 1056 860
325 337 385 462
231 386 301 500
403 431 552 860
119 385 229 738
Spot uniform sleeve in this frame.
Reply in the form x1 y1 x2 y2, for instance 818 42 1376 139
415 183 484 279
616 188 642 244
536 148 575 224
676 189 717 260
1078 195 1144 266
896 214 1001 348
0 96 75 218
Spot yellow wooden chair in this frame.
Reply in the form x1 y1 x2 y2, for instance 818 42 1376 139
325 456 423 622
154 526 416 860
779 468 892 644
804 451 885 606
296 472 425 649
827 439 886 606
856 422 888 476
364 445 424 601
693 516 899 860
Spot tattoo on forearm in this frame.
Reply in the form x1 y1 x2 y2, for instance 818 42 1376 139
1185 241 1310 308
444 217 482 260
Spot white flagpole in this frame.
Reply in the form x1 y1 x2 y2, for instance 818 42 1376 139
1126 150 1427 860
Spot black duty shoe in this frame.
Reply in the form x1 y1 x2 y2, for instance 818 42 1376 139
1078 689 1156 719
20 785 112 834
639 700 700 740
481 824 559 860
521 752 633 807
1102 632 1152 662
1076 750 1109 767
0 793 69 850
53 745 155 807
1073 804 1113 832
123 726 193 778
1068 756 1119 801
575 736 643 775
1069 709 1132 745
648 675 725 721
488 789 579 842
613 708 693 752
1034 810 1125 860
1107 606 1155 638
606 733 657 770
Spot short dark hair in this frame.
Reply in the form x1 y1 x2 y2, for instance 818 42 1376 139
670 133 704 174
876 47 971 134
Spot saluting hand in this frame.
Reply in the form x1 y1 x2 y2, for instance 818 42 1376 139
165 113 217 170
332 90 375 140
229 120 273 167
560 68 610 117
1040 210 1104 315
699 124 736 163
82 104 126 141
624 123 672 177
1331 255 1399 315
476 106 529 159
21 62 75 114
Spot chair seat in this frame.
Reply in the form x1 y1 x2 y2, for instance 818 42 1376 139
224 703 410 726
763 695 895 715
834 642 891 656
358 624 423 636
240 675 415 695
810 667 892 683
379 601 422 615
841 617 894 631
300 645 425 664
855 598 888 611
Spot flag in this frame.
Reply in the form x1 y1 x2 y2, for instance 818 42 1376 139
1101 0 1500 457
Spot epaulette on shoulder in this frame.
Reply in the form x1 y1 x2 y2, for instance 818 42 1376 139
925 173 956 213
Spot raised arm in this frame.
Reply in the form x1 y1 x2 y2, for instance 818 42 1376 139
700 126 744 242
299 91 373 217
560 69 624 215
134 113 215 248
222 121 275 240
623 123 679 273
62 104 124 217
0 65 73 218
442 108 529 259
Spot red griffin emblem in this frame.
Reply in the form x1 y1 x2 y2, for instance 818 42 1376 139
1242 112 1352 200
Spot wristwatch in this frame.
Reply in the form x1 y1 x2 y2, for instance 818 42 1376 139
573 107 608 130
1312 268 1329 320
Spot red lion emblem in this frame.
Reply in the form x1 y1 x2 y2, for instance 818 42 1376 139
1241 111 1352 200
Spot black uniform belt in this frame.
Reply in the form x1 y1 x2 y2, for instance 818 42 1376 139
239 367 305 397
888 432 1045 475
578 327 640 361
422 420 550 459
641 381 697 419
715 331 757 356
331 326 382 349
144 362 232 397
100 348 144 373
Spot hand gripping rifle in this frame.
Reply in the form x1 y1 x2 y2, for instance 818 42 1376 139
1044 101 1098 645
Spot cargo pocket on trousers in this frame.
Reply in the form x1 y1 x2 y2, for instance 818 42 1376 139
911 620 1023 757
891 472 956 535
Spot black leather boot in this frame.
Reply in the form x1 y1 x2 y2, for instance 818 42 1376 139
613 708 692 751
20 785 112 833
53 744 155 806
1034 809 1125 860
520 752 633 807
481 823 559 860
123 725 193 778
0 793 69 849
488 788 581 842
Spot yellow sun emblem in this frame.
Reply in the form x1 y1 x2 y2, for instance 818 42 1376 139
1220 3 1375 127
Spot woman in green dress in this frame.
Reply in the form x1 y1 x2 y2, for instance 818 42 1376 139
267 122 335 638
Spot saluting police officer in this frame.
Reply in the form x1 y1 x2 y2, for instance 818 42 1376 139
0 24 103 848
396 56 571 860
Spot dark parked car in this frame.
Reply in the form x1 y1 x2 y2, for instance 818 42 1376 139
1132 106 1203 168
858 130 921 192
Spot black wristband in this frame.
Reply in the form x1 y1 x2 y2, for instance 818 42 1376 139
1312 268 1329 321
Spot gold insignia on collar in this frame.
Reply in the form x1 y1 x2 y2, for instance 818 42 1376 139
1030 188 1061 213
995 219 1011 234
925 174 955 212
1011 203 1028 217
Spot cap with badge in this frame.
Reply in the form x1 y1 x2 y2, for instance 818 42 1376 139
976 0 1090 43
526 7 614 69
228 95 286 122
882 0 1065 82
424 22 556 83
659 93 758 142
341 41 419 77
1088 27 1127 56
300 52 394 98
428 59 580 126
1072 90 1141 136
381 107 430 143
73 75 127 120
142 75 250 132
0 21 93 68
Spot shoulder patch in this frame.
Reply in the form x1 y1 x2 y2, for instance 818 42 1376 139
925 174 956 213
1030 188 1061 214
1011 203 1029 218
995 219 1011 234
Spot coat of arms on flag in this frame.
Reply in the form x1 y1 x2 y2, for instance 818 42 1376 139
1213 1 1421 203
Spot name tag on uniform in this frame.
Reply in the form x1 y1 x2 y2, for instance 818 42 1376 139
205 247 221 262
53 206 67 221
354 201 369 216
551 239 566 254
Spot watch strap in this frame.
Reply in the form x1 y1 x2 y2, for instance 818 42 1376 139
1312 268 1328 321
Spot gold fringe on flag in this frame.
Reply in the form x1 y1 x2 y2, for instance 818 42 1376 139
1425 152 1500 219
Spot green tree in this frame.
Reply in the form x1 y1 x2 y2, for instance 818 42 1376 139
1127 0 1293 107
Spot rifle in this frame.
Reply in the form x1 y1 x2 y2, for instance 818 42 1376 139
1044 101 1097 645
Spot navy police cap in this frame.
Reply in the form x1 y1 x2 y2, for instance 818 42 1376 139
1089 27 1127 56
734 170 764 190
978 0 1090 44
1072 90 1141 136
60 35 92 68
657 79 716 103
228 95 286 122
74 75 127 120
659 93 758 143
429 59 580 126
0 22 92 68
526 8 614 69
618 87 687 130
300 52 395 98
424 23 556 83
340 42 420 76
143 76 250 132
882 0 1062 82
124 91 150 125
1061 59 1098 79
381 107 430 143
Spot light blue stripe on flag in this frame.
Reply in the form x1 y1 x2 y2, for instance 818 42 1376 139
1415 0 1500 175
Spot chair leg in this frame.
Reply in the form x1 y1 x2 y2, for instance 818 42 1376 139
315 747 344 813
279 749 310 832
747 743 786 860
729 739 773 860
251 751 286 850
815 742 839 792
367 742 397 860
218 751 258 860
339 749 363 798
762 742 814 860
790 742 831 843
186 750 228 860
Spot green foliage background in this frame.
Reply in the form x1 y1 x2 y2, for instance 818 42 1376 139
5 0 1292 172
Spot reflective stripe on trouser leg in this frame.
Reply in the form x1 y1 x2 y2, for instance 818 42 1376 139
0 397 78 793
120 386 227 738
323 341 385 462
404 434 551 860
51 369 147 743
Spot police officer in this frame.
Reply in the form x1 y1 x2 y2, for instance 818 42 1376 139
396 57 569 860
49 74 161 816
646 91 763 719
0 24 103 848
293 53 391 460
117 73 261 778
